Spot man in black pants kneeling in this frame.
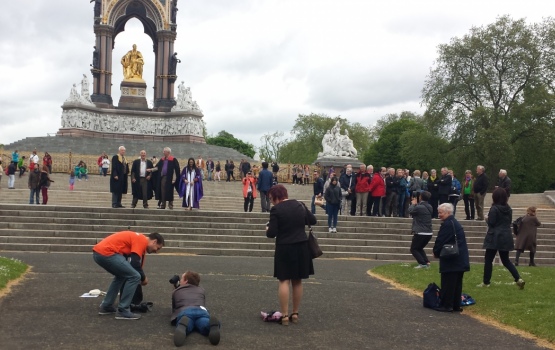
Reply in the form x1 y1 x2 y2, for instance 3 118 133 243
171 271 220 347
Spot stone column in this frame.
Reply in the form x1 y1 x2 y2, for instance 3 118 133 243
91 24 115 108
153 30 177 111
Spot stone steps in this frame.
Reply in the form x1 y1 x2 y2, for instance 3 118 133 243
0 204 554 265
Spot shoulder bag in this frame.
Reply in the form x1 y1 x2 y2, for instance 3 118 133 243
300 201 323 259
440 221 459 258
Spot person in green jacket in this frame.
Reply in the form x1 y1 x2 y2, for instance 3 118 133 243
462 170 475 220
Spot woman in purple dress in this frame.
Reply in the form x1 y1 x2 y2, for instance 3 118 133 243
178 158 204 210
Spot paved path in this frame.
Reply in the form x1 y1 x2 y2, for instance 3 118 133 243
0 253 546 350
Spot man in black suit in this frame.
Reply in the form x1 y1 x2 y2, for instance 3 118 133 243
131 150 155 209
110 146 129 208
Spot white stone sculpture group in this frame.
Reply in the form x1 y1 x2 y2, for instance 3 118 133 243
317 121 358 158
172 81 202 113
65 74 94 106
61 74 205 137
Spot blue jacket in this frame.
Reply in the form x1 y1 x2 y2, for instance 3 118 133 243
432 216 470 273
257 168 273 192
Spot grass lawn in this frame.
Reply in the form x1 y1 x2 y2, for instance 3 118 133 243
371 262 555 344
0 256 28 291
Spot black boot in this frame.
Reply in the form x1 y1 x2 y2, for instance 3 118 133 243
529 251 536 266
208 315 220 345
515 251 521 266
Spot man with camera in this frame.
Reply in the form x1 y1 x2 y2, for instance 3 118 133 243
170 271 220 347
93 230 165 320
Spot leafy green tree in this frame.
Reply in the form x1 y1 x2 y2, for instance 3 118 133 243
206 131 255 158
363 114 425 168
421 15 555 192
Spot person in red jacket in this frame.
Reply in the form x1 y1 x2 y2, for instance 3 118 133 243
354 164 372 216
242 171 258 212
369 167 386 216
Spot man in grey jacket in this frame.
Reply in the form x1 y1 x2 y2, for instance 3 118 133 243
408 191 434 268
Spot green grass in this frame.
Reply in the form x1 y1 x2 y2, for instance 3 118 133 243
372 263 555 344
0 256 28 290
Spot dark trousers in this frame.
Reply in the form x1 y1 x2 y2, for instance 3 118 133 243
132 178 149 208
430 196 439 218
112 192 123 207
439 194 449 205
41 187 48 204
381 197 387 216
440 271 464 311
385 192 398 217
366 194 374 216
244 193 254 212
372 196 382 216
410 234 432 265
350 197 357 216
463 194 475 219
260 191 270 212
483 249 520 284
398 192 406 217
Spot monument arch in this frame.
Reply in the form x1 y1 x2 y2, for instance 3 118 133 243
58 0 206 143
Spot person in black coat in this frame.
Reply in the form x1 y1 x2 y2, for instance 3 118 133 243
427 169 440 218
110 146 129 208
496 169 511 197
432 203 470 312
155 147 181 209
473 165 488 220
479 188 524 289
324 176 342 233
130 150 154 209
438 167 452 205
409 191 433 268
266 185 316 325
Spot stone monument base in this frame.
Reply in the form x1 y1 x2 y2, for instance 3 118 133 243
314 157 364 168
118 81 148 110
58 102 206 143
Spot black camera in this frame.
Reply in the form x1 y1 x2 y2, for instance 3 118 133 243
169 274 180 288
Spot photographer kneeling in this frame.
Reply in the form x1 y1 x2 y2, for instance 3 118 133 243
171 271 220 347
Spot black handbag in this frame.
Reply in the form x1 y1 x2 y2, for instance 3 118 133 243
440 221 459 258
308 227 323 259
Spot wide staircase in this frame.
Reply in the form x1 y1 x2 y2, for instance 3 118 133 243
1 173 554 265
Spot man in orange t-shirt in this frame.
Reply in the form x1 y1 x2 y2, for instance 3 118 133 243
93 231 165 320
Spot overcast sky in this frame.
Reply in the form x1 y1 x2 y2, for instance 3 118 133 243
0 0 549 149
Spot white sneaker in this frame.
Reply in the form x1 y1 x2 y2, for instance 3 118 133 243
332 227 337 233
328 227 333 233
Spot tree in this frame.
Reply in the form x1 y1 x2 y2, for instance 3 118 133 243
422 15 555 192
279 113 371 163
363 114 425 169
205 131 256 158
258 131 287 162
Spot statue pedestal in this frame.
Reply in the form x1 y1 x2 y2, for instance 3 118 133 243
314 156 364 168
118 81 148 110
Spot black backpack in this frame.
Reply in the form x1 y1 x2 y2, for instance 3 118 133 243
512 216 524 235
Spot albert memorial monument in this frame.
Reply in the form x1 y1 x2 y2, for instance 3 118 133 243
58 0 205 143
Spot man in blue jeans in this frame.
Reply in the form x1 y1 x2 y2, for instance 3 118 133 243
257 162 273 212
93 231 164 320
171 271 220 347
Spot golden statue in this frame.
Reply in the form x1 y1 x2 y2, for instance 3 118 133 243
121 44 144 82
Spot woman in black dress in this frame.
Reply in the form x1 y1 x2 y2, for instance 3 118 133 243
266 184 317 325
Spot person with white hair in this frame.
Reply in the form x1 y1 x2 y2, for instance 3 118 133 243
432 203 470 312
473 165 488 220
496 169 511 197
110 146 129 208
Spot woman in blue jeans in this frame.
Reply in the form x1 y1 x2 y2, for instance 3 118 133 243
324 176 342 233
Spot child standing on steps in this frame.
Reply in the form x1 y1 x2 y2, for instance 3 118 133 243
69 170 75 191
